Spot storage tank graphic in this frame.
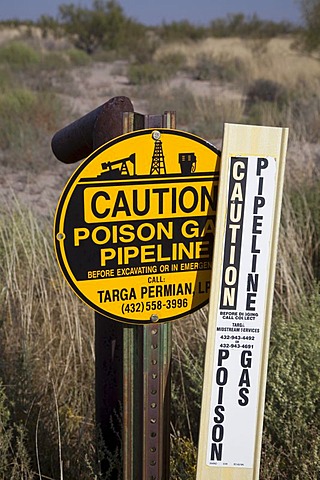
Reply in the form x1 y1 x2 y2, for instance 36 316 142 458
178 152 196 174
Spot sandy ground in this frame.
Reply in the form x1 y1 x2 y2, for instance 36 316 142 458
0 60 143 218
0 28 318 219
0 57 228 219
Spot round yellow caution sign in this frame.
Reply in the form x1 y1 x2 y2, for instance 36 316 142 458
54 128 220 324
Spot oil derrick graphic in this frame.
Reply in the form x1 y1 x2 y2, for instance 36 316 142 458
150 131 167 175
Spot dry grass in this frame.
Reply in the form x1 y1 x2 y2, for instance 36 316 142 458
155 36 320 93
0 199 96 478
275 191 316 314
0 26 320 479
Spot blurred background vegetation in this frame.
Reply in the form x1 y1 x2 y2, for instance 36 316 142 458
0 0 320 478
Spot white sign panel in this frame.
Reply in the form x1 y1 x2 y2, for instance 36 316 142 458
196 123 288 480
206 156 276 467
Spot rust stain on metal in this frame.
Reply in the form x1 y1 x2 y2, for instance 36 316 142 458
51 96 134 164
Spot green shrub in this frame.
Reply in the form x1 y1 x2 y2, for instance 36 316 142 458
40 50 69 70
297 0 320 51
189 53 249 86
0 381 33 479
262 287 320 479
209 13 298 38
214 55 248 83
67 47 91 66
0 42 40 70
158 20 207 42
158 51 188 72
289 94 320 143
0 88 63 151
118 21 154 62
59 0 147 55
0 66 15 93
244 80 320 143
128 52 187 85
244 79 291 127
171 435 197 480
192 53 218 81
128 63 165 85
0 88 36 149
246 78 289 106
286 180 320 279
192 53 249 85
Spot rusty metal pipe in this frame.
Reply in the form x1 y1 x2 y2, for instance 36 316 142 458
51 96 134 164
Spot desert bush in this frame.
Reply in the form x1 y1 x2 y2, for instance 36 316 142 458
0 41 40 70
261 287 320 480
158 20 207 42
244 78 320 143
286 180 320 279
244 79 292 129
38 14 61 38
59 0 147 56
38 49 91 70
246 78 289 106
192 52 248 84
0 383 33 479
40 50 70 70
159 51 188 71
117 22 154 62
275 189 316 315
59 1 112 54
297 0 320 51
127 52 186 85
127 63 166 85
67 47 91 66
289 93 320 142
0 66 15 93
192 53 219 81
0 88 63 152
128 38 156 64
209 13 298 39
171 435 198 480
0 88 38 149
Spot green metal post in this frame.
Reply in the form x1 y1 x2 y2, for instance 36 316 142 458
121 111 175 480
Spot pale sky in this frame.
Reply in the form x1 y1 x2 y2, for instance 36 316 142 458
0 0 302 25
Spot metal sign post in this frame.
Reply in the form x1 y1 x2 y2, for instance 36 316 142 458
120 111 175 480
52 97 220 479
196 123 288 480
52 99 175 479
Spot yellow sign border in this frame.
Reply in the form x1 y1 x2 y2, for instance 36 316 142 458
54 128 220 325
